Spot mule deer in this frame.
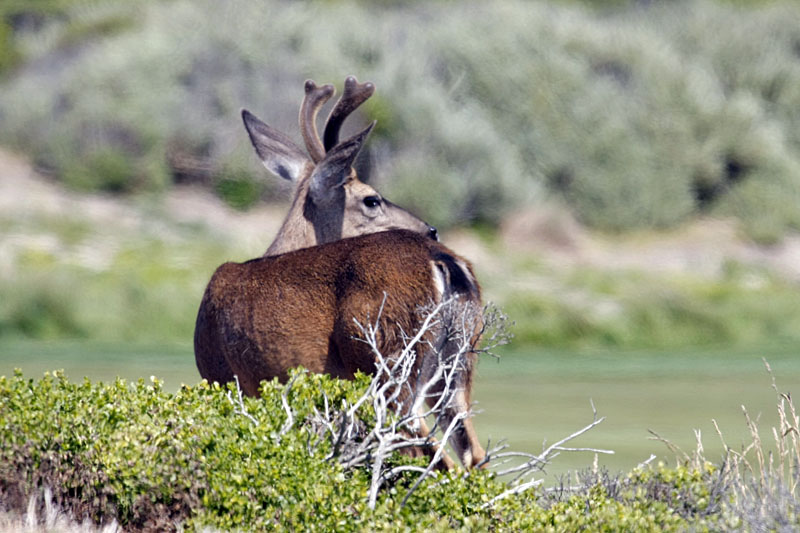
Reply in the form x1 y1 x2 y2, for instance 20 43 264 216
194 230 487 469
198 77 438 383
195 78 486 469
242 76 437 257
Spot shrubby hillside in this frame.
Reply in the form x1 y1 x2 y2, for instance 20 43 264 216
4 0 800 347
1 0 800 239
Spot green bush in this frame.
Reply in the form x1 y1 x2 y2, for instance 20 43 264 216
0 369 740 531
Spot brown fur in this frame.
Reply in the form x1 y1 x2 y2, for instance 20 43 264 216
194 229 486 469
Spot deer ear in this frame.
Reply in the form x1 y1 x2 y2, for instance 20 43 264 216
242 109 310 182
309 121 375 204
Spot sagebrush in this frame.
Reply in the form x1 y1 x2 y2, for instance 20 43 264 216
2 0 800 238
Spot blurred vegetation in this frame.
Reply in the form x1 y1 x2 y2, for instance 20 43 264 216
3 0 800 347
5 196 800 349
499 263 800 350
0 205 232 343
1 0 800 239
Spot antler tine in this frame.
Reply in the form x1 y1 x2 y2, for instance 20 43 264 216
323 76 375 152
300 80 335 163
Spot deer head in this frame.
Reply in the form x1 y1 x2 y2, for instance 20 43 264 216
241 76 437 257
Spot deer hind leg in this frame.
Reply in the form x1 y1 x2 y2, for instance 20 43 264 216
334 306 457 469
423 297 487 470
384 366 456 471
370 375 456 470
425 383 486 470
409 416 456 471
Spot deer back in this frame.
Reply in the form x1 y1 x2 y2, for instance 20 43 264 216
194 229 480 394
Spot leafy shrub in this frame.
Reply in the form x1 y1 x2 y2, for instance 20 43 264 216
0 369 734 531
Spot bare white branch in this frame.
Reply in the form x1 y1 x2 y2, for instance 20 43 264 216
638 454 658 469
225 375 258 426
490 408 613 482
279 371 302 436
301 300 610 510
481 478 544 509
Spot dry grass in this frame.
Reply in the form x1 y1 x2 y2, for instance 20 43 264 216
652 359 800 530
0 489 119 533
0 489 229 533
718 360 800 530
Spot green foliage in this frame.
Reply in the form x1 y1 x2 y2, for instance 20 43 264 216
0 1 146 78
0 369 741 531
0 274 88 339
63 148 138 193
4 0 800 236
500 262 800 350
214 170 264 211
436 1 800 237
0 20 21 75
0 370 367 530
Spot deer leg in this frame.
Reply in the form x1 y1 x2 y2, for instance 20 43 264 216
411 417 456 471
427 389 486 469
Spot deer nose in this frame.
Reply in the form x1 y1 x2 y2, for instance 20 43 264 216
428 226 439 241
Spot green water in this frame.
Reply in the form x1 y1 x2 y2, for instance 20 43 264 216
475 344 800 478
2 339 798 479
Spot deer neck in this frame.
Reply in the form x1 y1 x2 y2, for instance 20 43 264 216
263 179 346 257
263 180 317 257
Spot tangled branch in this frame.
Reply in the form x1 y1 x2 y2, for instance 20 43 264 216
226 299 612 509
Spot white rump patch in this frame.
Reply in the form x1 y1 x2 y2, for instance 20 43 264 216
431 261 447 301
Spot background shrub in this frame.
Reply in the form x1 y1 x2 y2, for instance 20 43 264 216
2 0 800 238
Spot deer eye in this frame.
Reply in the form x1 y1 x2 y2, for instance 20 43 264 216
363 196 381 209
